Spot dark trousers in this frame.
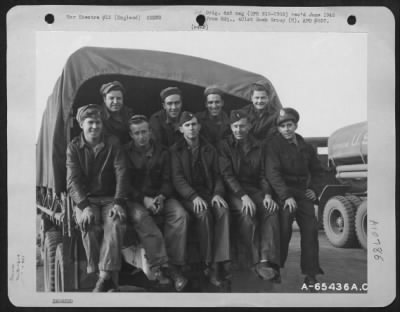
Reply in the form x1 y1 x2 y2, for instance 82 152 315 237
182 198 230 264
126 202 169 269
155 198 189 266
74 197 126 274
229 187 280 266
279 195 323 276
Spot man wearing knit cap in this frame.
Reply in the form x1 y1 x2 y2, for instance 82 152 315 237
149 87 183 147
218 110 281 282
239 83 279 142
196 85 230 147
170 112 231 287
123 114 189 291
67 104 128 292
99 80 133 144
265 107 325 288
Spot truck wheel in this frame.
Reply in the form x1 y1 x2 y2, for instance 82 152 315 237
345 195 362 209
54 243 64 292
39 219 46 261
355 201 367 250
43 231 62 292
323 196 357 248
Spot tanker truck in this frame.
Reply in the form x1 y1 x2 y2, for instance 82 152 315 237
318 122 367 249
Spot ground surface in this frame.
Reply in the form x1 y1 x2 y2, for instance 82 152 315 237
37 227 367 293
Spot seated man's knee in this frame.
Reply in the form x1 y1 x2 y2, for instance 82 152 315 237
239 213 256 227
194 209 211 221
167 199 189 222
176 207 189 225
213 204 229 220
129 204 149 223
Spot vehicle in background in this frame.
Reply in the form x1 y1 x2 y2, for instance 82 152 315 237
317 122 367 250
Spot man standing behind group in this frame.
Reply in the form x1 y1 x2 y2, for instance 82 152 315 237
170 112 231 287
196 86 231 147
218 110 281 282
124 115 189 291
66 104 127 292
100 81 133 144
239 83 279 142
149 87 183 147
266 108 325 288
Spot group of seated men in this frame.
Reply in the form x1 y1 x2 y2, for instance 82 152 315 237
66 80 325 292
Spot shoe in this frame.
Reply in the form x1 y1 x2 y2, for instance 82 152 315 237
153 266 171 286
93 277 116 292
270 269 281 284
269 263 281 284
168 266 188 292
253 262 276 281
220 262 232 280
304 275 318 292
204 266 224 288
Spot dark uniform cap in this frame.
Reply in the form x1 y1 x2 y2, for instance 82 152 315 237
76 104 103 123
179 111 196 126
160 87 182 101
230 110 248 124
204 85 224 98
276 107 300 125
100 81 125 96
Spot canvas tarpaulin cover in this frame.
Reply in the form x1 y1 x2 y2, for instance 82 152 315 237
36 46 281 194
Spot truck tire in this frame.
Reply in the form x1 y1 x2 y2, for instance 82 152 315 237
323 196 357 248
345 195 362 209
43 231 62 292
355 200 367 250
54 243 64 292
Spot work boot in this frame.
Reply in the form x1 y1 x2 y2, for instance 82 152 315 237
220 262 232 280
269 262 281 284
204 264 224 288
168 265 188 292
93 277 117 292
253 262 276 281
152 266 171 286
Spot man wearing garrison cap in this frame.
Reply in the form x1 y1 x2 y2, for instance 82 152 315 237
195 85 231 147
265 107 326 288
238 83 279 142
170 112 231 287
67 104 128 292
218 110 280 282
149 87 183 147
100 80 133 144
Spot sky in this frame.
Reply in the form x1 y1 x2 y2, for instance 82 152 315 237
36 31 367 138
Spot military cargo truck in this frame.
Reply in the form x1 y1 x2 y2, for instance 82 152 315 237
36 46 282 292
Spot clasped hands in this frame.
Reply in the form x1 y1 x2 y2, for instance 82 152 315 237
144 194 166 215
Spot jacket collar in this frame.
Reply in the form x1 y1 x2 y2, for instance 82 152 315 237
280 133 306 150
227 133 259 150
126 139 160 155
78 132 105 150
175 135 209 151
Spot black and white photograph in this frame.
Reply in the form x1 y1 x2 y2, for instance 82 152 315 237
7 5 395 307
